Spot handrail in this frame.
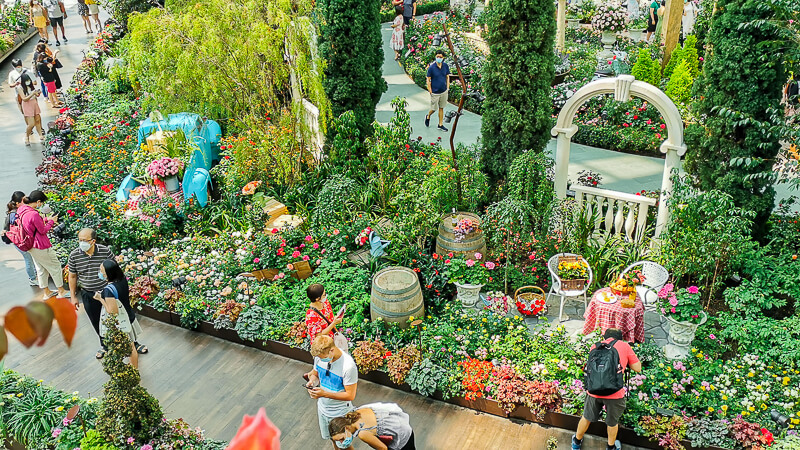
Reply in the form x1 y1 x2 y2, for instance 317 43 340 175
571 184 656 242
571 185 656 206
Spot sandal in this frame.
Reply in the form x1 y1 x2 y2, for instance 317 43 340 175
135 343 149 354
95 348 106 359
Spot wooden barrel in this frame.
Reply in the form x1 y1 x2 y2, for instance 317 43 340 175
435 212 487 259
370 266 424 329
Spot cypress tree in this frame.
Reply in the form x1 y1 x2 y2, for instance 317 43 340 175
318 0 387 143
684 0 786 239
480 0 555 184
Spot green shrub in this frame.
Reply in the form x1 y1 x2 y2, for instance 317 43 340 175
378 0 449 22
630 47 661 87
319 0 387 141
481 0 555 183
681 35 700 78
665 60 694 105
662 45 684 79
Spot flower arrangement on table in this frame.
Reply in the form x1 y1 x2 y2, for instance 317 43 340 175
146 157 183 180
483 291 512 315
445 253 496 286
657 284 705 324
355 226 373 246
453 218 479 242
591 4 628 33
610 270 645 296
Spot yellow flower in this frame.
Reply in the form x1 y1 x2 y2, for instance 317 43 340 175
784 377 791 385
721 405 728 411
748 406 755 412
55 406 64 412
708 407 714 413
748 372 755 377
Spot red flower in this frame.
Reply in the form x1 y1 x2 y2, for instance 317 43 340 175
659 123 666 129
67 210 75 217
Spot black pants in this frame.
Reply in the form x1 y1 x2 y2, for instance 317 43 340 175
80 289 104 347
400 431 416 450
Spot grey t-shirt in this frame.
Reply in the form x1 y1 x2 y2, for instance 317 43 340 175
403 0 415 18
45 0 63 18
363 402 413 450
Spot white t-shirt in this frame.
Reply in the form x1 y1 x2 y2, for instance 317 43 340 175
314 352 358 417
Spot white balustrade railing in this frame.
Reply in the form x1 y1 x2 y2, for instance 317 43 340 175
572 185 657 242
302 98 324 159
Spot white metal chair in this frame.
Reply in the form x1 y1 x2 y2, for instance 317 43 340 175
547 253 594 323
620 260 670 310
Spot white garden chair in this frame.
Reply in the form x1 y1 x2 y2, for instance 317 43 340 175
547 253 593 323
620 260 670 311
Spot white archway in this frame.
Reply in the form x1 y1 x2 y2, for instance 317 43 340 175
551 75 687 237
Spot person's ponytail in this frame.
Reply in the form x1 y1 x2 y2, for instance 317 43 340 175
328 411 362 437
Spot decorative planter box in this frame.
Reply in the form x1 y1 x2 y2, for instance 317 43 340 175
0 28 37 65
134 305 725 450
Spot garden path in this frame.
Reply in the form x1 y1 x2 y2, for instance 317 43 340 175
0 10 647 450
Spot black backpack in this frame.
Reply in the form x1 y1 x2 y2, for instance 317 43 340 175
585 339 624 396
789 80 799 99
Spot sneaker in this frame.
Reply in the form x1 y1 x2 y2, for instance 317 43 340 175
572 435 582 450
606 441 621 450
55 40 60 46
424 114 430 127
63 36 68 42
29 279 38 286
437 125 448 132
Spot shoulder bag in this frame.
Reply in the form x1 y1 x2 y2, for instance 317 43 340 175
311 307 349 353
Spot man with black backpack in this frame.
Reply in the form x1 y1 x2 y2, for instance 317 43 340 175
573 328 642 450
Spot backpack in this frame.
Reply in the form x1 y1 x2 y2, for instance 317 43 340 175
5 209 35 252
2 212 14 245
788 81 799 99
585 339 624 396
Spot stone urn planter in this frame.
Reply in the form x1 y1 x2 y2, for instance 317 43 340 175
628 28 645 42
567 18 580 29
596 31 617 71
664 311 708 359
455 282 484 308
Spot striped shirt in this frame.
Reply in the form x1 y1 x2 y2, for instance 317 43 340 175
68 243 115 292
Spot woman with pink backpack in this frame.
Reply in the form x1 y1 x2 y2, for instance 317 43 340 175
3 191 38 286
13 190 68 300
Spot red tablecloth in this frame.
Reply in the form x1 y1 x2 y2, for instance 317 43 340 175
582 287 645 343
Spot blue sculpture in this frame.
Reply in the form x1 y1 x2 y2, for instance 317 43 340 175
369 231 391 258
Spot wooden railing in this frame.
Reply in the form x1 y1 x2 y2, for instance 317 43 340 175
572 185 657 242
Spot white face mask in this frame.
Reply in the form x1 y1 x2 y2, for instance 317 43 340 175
79 241 92 252
15 67 24 73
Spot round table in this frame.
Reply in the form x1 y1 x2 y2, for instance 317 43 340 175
582 287 645 343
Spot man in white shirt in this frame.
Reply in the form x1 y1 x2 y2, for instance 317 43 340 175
7 59 29 115
305 335 358 449
44 0 67 46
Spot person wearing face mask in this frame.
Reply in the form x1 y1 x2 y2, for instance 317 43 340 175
15 69 45 145
68 228 116 359
305 335 359 449
329 403 415 450
3 191 39 286
93 259 144 369
17 190 68 300
424 50 450 132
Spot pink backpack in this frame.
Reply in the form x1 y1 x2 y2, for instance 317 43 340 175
6 209 35 252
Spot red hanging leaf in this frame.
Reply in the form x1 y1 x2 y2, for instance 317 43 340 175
4 306 38 348
0 326 7 361
46 297 78 347
226 408 280 450
25 301 54 346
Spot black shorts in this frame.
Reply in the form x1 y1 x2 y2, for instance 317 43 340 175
582 395 627 427
403 15 411 25
647 20 657 32
50 16 64 27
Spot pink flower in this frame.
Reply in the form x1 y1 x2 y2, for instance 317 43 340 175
253 258 260 263
709 334 716 340
670 307 676 314
687 286 699 294
465 259 475 267
339 246 346 252
444 259 451 264
474 252 482 260
669 295 678 307
291 250 301 258
127 437 135 444
312 243 319 249
333 229 340 235
302 255 310 261
52 428 62 438
305 235 313 241
271 228 278 234
141 446 153 450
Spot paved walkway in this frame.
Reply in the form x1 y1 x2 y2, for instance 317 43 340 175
0 13 646 450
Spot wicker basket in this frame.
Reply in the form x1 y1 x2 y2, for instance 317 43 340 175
557 255 587 291
514 286 547 317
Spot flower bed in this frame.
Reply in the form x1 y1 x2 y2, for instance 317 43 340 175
379 0 449 23
0 2 31 56
0 369 225 450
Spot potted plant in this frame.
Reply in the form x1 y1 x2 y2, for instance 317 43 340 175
483 290 512 315
628 16 648 42
146 156 184 192
556 257 589 291
591 3 628 67
609 269 645 307
656 284 707 359
566 3 581 28
444 253 496 307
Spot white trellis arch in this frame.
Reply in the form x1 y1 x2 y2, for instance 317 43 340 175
551 75 687 238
